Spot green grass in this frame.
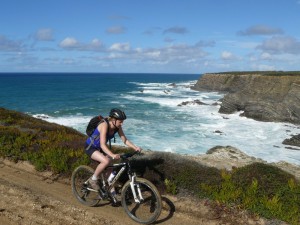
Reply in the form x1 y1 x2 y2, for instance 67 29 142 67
209 71 300 76
200 164 300 225
131 153 299 224
0 107 299 224
0 107 89 174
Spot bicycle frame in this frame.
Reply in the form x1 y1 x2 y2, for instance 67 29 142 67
100 159 144 203
71 151 162 224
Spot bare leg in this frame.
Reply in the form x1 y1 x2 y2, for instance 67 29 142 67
91 151 110 178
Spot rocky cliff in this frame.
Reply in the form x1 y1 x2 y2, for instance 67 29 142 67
192 72 300 125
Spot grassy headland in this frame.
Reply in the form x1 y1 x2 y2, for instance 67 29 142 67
210 71 300 76
0 107 299 224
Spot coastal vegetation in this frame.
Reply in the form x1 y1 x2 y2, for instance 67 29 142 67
211 71 300 76
0 107 89 173
0 107 299 224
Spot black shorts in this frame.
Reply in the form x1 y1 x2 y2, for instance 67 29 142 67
85 143 106 157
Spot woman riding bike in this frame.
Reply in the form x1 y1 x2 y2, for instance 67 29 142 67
85 108 141 195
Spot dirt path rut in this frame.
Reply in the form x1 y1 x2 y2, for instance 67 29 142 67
0 159 219 225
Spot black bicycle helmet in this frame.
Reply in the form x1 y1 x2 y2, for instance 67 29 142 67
109 108 127 120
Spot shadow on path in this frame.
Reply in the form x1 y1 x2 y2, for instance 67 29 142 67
154 196 176 224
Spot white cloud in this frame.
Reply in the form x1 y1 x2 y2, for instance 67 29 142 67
106 26 126 34
59 38 104 51
257 35 300 54
145 50 161 58
83 39 104 51
142 44 208 63
59 37 79 48
35 28 54 41
249 55 257 62
260 52 272 60
135 48 142 53
0 35 23 52
238 25 283 36
108 52 123 59
221 51 235 60
109 43 130 51
93 42 209 72
91 39 101 45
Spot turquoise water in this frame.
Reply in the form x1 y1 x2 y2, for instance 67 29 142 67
1 73 299 165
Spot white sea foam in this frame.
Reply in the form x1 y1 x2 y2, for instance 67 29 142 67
32 80 300 166
33 114 90 133
122 81 300 165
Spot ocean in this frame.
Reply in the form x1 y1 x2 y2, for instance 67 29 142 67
0 73 299 165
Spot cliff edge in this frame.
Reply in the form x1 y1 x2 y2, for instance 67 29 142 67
192 72 300 125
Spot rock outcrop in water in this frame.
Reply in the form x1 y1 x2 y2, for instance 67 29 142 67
192 71 300 149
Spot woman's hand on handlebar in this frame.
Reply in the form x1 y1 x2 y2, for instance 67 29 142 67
112 154 120 160
135 146 142 152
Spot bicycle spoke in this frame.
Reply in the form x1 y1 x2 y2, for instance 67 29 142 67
121 178 162 224
71 153 161 224
71 166 100 206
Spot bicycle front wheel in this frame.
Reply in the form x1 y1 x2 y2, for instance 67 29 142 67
121 178 162 224
71 165 100 206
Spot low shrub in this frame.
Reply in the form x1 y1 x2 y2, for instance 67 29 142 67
199 163 300 225
1 107 299 224
0 108 87 174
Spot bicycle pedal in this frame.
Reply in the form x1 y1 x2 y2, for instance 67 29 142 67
111 201 121 207
110 195 120 206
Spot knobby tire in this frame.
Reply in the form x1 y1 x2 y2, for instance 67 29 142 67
121 177 162 224
71 165 100 207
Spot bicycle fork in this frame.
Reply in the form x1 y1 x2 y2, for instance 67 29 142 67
129 174 144 203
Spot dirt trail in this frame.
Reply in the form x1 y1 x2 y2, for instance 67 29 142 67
0 159 284 225
0 159 210 225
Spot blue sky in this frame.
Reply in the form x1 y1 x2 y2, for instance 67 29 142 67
1 0 300 74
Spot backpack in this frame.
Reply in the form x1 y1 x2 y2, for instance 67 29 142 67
86 115 105 136
85 115 117 150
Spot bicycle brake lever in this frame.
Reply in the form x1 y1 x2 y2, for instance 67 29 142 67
120 153 131 160
120 151 139 159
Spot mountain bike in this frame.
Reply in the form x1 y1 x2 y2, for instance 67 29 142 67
71 151 162 224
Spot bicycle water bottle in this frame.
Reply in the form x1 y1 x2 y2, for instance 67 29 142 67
108 170 117 196
108 170 117 184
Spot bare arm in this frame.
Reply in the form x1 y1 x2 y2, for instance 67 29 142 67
99 122 120 159
118 127 141 151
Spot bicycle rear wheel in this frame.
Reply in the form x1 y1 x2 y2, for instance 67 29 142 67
121 178 162 224
71 165 100 206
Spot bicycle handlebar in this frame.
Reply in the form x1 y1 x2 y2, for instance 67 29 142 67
120 150 141 160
